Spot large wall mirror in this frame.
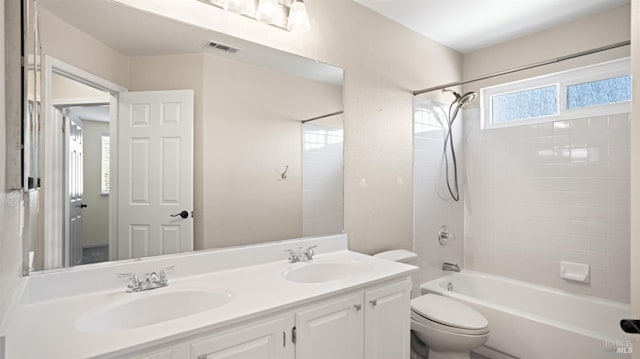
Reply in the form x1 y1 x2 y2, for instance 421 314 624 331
24 0 344 272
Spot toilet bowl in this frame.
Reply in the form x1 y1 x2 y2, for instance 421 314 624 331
411 294 489 359
374 250 489 359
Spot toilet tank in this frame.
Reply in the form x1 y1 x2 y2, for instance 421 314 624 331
374 249 421 298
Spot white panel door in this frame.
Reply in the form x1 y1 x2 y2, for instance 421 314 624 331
364 279 411 359
117 90 194 259
295 294 364 359
190 319 285 359
68 114 84 266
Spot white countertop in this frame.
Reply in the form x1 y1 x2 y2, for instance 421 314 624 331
5 237 415 358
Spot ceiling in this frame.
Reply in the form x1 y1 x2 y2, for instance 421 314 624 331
38 0 343 85
354 0 630 54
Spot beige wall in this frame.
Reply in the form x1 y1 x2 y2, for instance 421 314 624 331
51 74 110 101
130 53 342 249
463 5 631 94
115 0 463 254
81 120 109 247
38 8 129 87
200 54 342 248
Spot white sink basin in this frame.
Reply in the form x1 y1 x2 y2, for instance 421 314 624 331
283 260 373 283
76 288 234 333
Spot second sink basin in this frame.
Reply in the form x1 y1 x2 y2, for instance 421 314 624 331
76 288 234 333
283 260 373 283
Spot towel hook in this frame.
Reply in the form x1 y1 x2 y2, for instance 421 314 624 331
281 165 289 179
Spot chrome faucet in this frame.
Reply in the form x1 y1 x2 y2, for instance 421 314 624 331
442 262 460 272
285 245 317 263
118 265 175 293
302 245 317 262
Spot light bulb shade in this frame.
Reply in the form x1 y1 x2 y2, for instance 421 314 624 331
287 0 310 32
256 0 280 24
224 0 248 14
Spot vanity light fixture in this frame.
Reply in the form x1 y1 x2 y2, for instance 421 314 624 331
256 0 280 24
222 0 249 14
287 0 310 33
199 0 310 32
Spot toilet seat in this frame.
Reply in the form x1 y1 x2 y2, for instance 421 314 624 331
411 294 489 336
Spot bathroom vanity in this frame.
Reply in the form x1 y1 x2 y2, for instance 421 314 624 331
3 235 415 358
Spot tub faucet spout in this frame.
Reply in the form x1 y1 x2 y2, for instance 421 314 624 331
442 262 460 272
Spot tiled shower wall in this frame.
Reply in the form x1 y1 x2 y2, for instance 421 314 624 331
464 110 631 302
413 98 465 286
302 123 344 236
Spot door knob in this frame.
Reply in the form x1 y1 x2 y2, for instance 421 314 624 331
80 203 88 208
170 210 189 219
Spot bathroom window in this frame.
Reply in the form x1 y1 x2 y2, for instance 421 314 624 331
482 58 631 129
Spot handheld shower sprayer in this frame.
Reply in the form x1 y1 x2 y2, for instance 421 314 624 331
441 88 477 202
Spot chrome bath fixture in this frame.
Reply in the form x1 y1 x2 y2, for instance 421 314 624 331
284 245 317 263
118 265 175 293
442 88 477 202
438 225 455 246
442 262 461 272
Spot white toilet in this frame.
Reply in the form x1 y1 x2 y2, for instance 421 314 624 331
374 250 489 359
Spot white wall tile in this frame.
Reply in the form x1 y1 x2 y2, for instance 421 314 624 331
464 113 630 302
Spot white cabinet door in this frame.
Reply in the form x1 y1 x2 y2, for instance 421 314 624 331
364 279 411 359
295 294 364 359
191 318 285 359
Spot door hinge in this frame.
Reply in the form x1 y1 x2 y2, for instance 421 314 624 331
291 326 297 344
282 331 286 347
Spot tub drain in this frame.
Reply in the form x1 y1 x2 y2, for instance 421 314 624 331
447 282 453 291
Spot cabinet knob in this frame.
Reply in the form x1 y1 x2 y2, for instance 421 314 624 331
370 299 378 307
354 304 362 311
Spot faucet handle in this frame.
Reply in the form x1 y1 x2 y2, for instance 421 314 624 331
284 249 300 263
118 272 140 291
159 265 175 283
304 245 318 260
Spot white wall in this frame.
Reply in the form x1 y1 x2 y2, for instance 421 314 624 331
462 5 631 302
111 0 463 254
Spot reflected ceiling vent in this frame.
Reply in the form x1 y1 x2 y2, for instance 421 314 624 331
206 41 239 54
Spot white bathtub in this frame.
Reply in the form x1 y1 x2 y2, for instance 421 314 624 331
421 271 633 359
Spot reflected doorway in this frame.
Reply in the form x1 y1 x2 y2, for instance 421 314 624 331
53 72 112 266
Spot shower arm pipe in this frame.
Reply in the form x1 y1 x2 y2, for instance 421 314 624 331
413 40 631 96
302 110 344 124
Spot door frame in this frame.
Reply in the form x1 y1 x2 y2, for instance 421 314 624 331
43 56 127 268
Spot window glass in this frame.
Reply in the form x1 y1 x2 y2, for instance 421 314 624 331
566 75 631 109
491 85 558 123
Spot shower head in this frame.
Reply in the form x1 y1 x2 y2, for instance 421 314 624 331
443 89 477 107
456 91 477 107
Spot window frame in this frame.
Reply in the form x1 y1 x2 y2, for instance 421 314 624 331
481 58 631 129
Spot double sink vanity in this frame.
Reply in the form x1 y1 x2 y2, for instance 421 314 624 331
3 235 416 358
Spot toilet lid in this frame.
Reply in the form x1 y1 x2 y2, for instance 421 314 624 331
411 294 488 330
